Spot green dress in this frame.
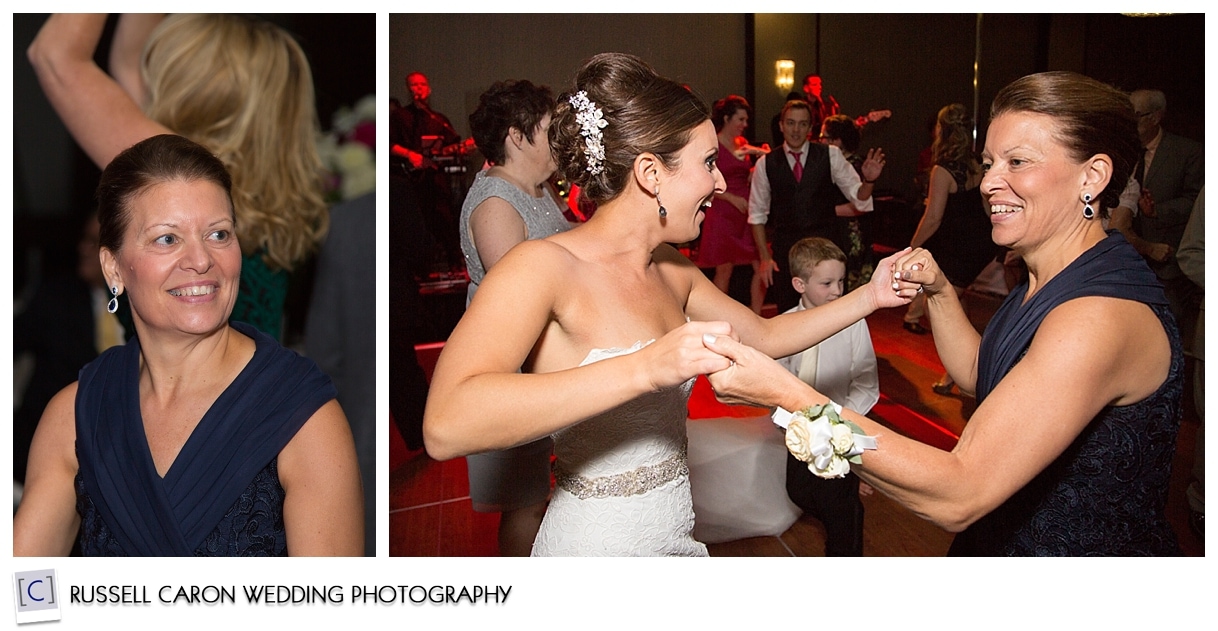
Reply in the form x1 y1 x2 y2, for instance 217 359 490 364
230 251 289 341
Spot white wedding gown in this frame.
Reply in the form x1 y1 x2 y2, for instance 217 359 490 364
531 342 708 556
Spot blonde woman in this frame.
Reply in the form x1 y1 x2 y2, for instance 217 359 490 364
28 13 327 340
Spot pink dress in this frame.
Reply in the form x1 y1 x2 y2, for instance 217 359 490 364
696 142 757 267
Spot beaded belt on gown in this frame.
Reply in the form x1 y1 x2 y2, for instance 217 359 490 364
553 447 689 500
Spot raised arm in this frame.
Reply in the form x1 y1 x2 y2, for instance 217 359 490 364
28 13 170 169
423 240 733 460
704 295 1169 531
13 384 81 556
278 399 364 556
1148 139 1204 229
896 247 982 392
829 145 882 211
108 13 165 106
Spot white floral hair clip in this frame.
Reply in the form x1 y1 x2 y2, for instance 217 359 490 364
569 90 608 175
773 402 877 479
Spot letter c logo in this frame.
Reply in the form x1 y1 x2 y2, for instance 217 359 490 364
27 579 45 602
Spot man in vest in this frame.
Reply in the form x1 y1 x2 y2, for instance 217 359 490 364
749 99 886 312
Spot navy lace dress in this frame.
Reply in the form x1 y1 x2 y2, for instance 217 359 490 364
73 322 336 556
949 232 1182 556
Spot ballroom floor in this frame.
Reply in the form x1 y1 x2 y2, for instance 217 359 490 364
388 289 1204 557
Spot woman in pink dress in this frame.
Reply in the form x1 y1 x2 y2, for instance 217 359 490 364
696 96 769 313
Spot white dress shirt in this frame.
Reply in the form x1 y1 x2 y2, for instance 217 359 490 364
748 142 874 226
775 301 879 415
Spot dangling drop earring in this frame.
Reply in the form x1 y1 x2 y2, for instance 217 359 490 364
107 285 120 314
1082 192 1095 220
655 187 667 218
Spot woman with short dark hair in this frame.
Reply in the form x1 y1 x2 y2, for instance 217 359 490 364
458 79 571 556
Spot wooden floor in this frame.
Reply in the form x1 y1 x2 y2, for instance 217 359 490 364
389 290 1204 557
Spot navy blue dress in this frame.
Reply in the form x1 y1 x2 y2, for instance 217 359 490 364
949 232 1182 556
74 322 336 556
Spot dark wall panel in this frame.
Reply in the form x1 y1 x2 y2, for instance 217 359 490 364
390 14 748 140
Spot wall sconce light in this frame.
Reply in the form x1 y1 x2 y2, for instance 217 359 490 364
775 60 794 92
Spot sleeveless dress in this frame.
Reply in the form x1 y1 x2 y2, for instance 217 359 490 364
531 342 706 556
949 232 1182 556
73 321 337 556
921 170 999 288
458 171 570 513
696 142 757 267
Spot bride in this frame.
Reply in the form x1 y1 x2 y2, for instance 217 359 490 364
423 53 909 556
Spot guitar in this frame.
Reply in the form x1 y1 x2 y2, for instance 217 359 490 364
854 109 893 129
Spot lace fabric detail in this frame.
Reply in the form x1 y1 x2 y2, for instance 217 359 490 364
76 459 289 557
555 446 688 500
531 342 706 556
952 307 1183 556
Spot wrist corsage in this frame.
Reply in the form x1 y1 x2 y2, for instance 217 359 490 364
772 402 877 479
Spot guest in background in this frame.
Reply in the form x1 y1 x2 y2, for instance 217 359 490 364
901 104 998 396
819 114 873 290
28 13 329 341
305 191 377 557
776 238 877 556
750 99 886 313
1129 89 1203 346
458 79 572 556
696 95 767 313
1176 187 1204 539
707 72 1183 556
15 135 362 556
770 90 804 148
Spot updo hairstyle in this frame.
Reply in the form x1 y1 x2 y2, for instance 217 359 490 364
97 134 234 254
469 80 555 166
711 95 752 133
550 52 710 206
990 71 1139 216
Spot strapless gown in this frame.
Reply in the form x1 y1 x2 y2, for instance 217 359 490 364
531 342 706 556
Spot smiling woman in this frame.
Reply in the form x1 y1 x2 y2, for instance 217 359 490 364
704 72 1182 556
13 135 363 557
421 53 914 556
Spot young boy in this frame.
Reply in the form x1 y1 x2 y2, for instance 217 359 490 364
777 237 878 556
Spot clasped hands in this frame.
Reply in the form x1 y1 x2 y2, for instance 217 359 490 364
697 248 942 409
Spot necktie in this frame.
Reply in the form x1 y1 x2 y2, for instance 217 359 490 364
797 343 818 387
1134 148 1147 185
791 150 803 183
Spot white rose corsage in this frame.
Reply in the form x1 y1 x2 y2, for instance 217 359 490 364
772 402 877 479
